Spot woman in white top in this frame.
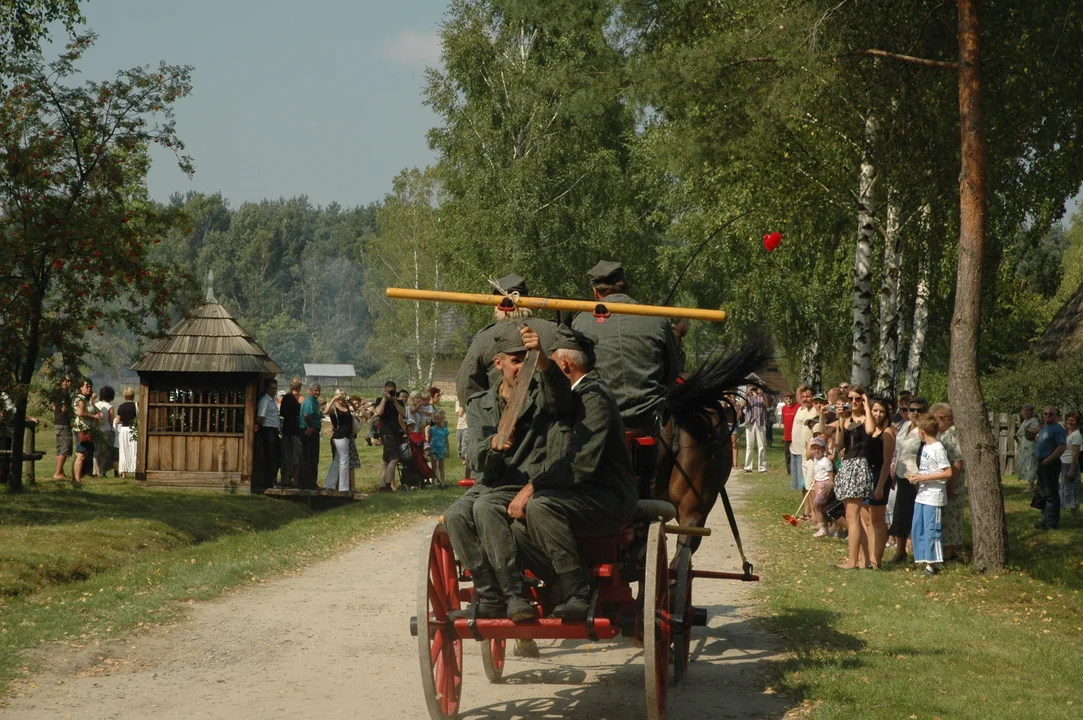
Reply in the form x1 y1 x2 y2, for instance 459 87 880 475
1059 411 1082 518
1015 404 1040 492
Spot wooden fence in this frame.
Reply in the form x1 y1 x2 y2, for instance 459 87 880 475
988 412 1021 477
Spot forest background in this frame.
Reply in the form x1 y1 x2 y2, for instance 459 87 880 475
4 0 1083 412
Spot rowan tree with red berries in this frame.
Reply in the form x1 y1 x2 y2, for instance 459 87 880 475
1 33 195 491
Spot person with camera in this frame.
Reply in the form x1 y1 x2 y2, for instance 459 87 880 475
832 385 879 569
374 381 406 492
324 389 359 492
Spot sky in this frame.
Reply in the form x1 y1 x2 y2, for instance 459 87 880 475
54 1 1081 221
61 0 447 208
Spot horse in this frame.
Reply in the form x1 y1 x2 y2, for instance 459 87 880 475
653 346 771 556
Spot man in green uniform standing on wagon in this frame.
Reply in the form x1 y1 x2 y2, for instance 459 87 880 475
571 261 682 496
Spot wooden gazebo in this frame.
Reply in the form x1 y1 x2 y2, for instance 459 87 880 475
131 299 281 491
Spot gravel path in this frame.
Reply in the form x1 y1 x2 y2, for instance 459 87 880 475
2 479 791 719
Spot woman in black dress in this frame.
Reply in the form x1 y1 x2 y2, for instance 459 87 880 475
859 395 895 568
888 398 928 563
833 386 877 569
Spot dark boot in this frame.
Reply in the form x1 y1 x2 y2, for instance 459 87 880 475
450 567 504 619
552 569 592 621
494 568 536 623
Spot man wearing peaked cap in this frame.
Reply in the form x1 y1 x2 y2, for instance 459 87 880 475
503 321 637 621
573 260 681 433
455 273 559 408
444 323 565 623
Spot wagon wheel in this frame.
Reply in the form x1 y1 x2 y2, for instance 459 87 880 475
479 638 506 683
643 522 670 720
672 545 693 685
416 523 464 720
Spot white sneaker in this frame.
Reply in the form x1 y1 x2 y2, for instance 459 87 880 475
812 528 827 538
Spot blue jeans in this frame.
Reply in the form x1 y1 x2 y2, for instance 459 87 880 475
789 453 804 491
911 502 943 564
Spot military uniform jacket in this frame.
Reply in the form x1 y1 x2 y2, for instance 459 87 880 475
571 294 681 430
456 318 560 407
534 369 638 519
465 362 567 489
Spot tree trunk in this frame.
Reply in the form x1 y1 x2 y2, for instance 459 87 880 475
413 246 423 387
875 187 903 396
951 0 1008 572
800 338 822 392
905 254 930 394
851 113 878 387
427 263 440 388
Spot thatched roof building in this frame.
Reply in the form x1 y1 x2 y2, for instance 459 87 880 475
132 303 281 375
1037 282 1083 361
130 298 280 491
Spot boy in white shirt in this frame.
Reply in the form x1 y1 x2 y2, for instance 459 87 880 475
906 414 953 575
809 436 835 537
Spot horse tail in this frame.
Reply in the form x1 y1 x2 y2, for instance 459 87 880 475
666 345 771 447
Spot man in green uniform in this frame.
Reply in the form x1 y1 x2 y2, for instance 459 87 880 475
455 273 559 408
511 324 638 620
571 261 681 433
444 323 569 621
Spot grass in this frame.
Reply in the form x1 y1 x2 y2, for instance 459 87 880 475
744 444 1083 719
0 414 467 692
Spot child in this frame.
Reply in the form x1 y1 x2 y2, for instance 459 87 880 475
419 392 436 431
427 410 450 489
809 436 835 537
906 414 953 575
406 393 426 430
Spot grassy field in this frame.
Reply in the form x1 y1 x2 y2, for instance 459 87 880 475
0 415 466 692
745 444 1083 719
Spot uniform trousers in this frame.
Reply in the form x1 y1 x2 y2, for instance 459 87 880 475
444 485 521 575
514 489 629 576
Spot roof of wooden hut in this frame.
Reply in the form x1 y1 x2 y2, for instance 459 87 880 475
1036 282 1083 361
131 302 282 375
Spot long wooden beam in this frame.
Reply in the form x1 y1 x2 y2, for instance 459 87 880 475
385 287 727 323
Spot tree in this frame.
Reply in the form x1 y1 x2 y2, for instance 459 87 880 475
0 0 83 73
1 34 193 491
949 0 1006 571
427 0 661 304
365 168 462 388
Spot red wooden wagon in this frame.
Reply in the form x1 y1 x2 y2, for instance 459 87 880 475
409 499 757 719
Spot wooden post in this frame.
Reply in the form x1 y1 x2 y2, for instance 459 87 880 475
1006 413 1018 477
22 421 36 486
241 379 256 487
136 383 150 481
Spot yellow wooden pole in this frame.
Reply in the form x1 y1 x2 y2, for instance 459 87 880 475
385 287 727 323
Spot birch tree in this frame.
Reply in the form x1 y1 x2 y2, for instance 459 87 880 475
874 187 903 395
851 114 878 387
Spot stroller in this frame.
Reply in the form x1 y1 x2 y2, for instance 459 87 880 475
398 429 436 489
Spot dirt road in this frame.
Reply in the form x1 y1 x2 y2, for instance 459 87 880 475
3 480 791 719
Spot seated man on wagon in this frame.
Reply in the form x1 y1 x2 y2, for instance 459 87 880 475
444 323 569 622
511 324 638 621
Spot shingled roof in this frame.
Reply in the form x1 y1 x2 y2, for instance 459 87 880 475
131 302 282 375
1036 282 1083 361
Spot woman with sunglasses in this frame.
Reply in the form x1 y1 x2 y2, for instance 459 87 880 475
861 396 896 566
833 386 877 568
888 398 928 562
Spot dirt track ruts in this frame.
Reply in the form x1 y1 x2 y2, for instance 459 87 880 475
2 477 792 720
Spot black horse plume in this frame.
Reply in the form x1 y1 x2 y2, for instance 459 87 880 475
666 344 772 447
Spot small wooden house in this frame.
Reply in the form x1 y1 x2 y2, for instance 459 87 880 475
302 363 356 388
131 300 281 491
1037 281 1083 361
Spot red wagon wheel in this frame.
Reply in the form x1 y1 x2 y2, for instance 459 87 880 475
671 545 693 685
416 523 463 720
480 638 506 683
643 522 670 720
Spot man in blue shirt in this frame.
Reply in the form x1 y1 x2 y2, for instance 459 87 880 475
298 384 322 490
1033 406 1068 530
